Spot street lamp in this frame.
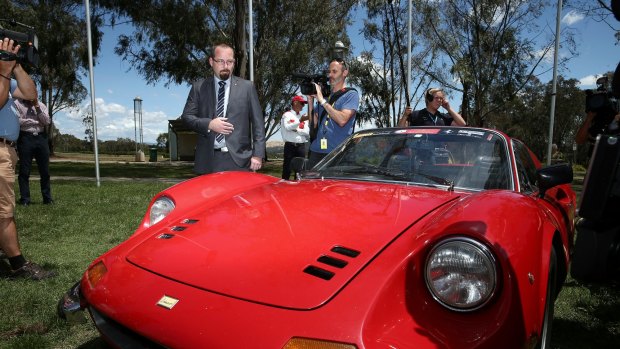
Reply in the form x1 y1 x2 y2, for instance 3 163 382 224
133 96 143 161
330 41 348 61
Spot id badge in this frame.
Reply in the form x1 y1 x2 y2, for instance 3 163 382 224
320 138 328 150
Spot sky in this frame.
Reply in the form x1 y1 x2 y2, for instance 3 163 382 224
52 5 620 144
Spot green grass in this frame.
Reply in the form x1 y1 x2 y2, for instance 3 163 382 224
0 164 617 348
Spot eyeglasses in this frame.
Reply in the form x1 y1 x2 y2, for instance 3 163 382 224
213 58 235 66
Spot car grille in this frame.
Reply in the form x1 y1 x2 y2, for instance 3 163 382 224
89 306 167 349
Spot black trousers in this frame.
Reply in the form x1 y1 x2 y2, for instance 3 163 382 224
282 142 307 180
17 132 52 203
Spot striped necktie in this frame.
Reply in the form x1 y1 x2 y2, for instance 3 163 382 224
215 80 226 143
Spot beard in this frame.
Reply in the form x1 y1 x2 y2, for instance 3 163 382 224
218 70 231 80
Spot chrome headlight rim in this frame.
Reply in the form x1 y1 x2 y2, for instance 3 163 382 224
148 196 175 226
424 236 498 312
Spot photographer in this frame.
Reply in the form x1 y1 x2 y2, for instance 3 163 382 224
0 37 54 280
306 58 359 168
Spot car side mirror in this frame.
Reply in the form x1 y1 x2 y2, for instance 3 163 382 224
290 157 309 179
537 163 573 198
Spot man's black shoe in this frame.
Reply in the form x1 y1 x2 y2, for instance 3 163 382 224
43 199 54 205
19 200 30 206
9 261 56 281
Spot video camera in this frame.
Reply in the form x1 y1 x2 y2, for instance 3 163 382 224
0 21 39 67
585 76 618 113
292 72 330 97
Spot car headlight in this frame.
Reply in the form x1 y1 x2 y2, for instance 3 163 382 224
425 237 497 312
148 196 175 226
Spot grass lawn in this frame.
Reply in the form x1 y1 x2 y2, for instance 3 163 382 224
0 163 618 348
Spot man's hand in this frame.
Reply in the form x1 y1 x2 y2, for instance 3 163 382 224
250 156 262 171
300 113 309 122
313 82 324 102
209 117 234 134
0 38 19 75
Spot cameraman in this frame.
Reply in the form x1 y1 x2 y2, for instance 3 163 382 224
0 38 54 280
306 58 359 168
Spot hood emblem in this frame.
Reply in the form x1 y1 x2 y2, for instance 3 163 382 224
156 295 179 310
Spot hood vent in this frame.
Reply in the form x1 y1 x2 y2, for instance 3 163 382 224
304 245 361 281
331 246 360 258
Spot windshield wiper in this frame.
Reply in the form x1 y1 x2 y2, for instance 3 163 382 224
322 164 411 181
414 171 455 191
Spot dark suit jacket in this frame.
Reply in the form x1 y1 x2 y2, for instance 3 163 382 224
181 76 266 174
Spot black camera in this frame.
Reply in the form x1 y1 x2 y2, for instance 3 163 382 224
0 25 39 67
292 72 330 97
585 76 618 113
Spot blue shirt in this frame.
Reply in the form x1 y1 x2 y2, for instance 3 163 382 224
310 89 359 154
0 80 19 141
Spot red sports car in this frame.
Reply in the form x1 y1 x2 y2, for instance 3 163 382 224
60 127 576 349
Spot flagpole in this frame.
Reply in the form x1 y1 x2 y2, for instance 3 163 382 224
547 0 562 165
84 0 100 186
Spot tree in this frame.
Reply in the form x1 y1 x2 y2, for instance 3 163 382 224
82 110 94 145
413 0 577 127
96 0 358 140
156 132 168 150
350 1 440 128
1 0 103 153
567 0 620 43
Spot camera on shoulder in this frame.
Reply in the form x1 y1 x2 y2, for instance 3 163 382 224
292 72 330 97
0 20 39 67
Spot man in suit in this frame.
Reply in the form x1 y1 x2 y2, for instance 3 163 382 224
182 43 265 174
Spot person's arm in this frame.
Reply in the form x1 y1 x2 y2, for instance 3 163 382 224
0 38 20 108
314 85 357 127
248 82 265 170
398 107 412 127
442 100 466 126
11 64 36 101
575 111 596 145
282 111 300 131
33 101 51 126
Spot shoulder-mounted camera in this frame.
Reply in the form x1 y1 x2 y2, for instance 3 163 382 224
0 21 39 67
292 72 330 97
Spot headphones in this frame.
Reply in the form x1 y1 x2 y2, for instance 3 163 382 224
425 88 435 103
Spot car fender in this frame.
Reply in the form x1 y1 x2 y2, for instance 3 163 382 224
417 189 566 339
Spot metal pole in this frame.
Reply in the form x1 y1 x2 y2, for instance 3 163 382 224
139 101 143 148
133 97 140 155
84 0 100 186
547 0 562 165
407 0 412 106
248 0 254 82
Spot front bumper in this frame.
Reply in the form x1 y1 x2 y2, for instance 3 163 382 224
57 281 87 324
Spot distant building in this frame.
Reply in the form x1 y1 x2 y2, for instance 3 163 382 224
168 118 197 161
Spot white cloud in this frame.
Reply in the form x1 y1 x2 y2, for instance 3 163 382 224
57 97 172 143
579 75 598 87
562 10 584 26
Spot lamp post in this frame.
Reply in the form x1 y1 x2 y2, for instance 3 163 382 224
331 41 348 61
134 96 143 161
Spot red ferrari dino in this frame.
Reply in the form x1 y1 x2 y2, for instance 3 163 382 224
59 127 576 349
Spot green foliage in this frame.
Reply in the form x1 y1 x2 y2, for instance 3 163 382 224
0 0 103 116
95 0 358 140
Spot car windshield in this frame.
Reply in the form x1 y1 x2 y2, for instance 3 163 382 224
307 128 512 191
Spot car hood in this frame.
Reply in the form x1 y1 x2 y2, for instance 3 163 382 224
126 179 460 310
